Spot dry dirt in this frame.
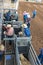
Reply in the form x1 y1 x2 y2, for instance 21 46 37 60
18 2 43 55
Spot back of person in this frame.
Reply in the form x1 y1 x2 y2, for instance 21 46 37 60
4 24 14 37
23 14 27 23
24 28 31 37
26 14 31 28
21 24 31 37
32 10 37 18
23 11 28 23
5 11 11 21
5 24 14 45
6 27 14 36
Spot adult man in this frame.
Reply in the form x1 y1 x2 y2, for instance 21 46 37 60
5 10 11 21
26 14 31 28
4 24 14 45
23 11 28 23
6 24 14 37
22 24 31 37
32 10 37 18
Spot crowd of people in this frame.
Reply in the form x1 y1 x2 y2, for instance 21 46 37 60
3 10 18 21
0 9 43 65
23 10 43 64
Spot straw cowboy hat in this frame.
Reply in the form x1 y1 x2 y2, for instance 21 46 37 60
0 44 5 51
21 24 27 28
7 24 11 28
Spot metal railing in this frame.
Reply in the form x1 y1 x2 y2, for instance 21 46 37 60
15 43 21 65
28 41 41 65
16 37 42 65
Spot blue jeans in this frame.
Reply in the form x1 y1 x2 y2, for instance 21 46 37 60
0 52 3 61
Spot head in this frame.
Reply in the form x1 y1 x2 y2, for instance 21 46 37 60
21 24 27 28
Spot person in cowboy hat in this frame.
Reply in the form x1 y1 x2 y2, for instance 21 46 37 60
4 24 14 45
5 24 14 37
21 24 31 37
26 13 31 28
0 44 5 61
23 11 28 23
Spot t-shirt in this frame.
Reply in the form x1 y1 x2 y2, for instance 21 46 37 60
33 10 37 15
24 28 31 37
24 15 27 21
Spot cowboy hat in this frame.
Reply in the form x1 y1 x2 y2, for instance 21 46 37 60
7 24 11 28
21 24 27 28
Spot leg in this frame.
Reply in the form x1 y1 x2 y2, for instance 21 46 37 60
27 23 30 28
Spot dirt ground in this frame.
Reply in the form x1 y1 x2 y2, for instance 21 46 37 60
18 2 43 55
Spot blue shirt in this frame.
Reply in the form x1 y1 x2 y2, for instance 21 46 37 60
23 15 27 22
5 11 10 21
24 28 31 37
33 10 37 15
